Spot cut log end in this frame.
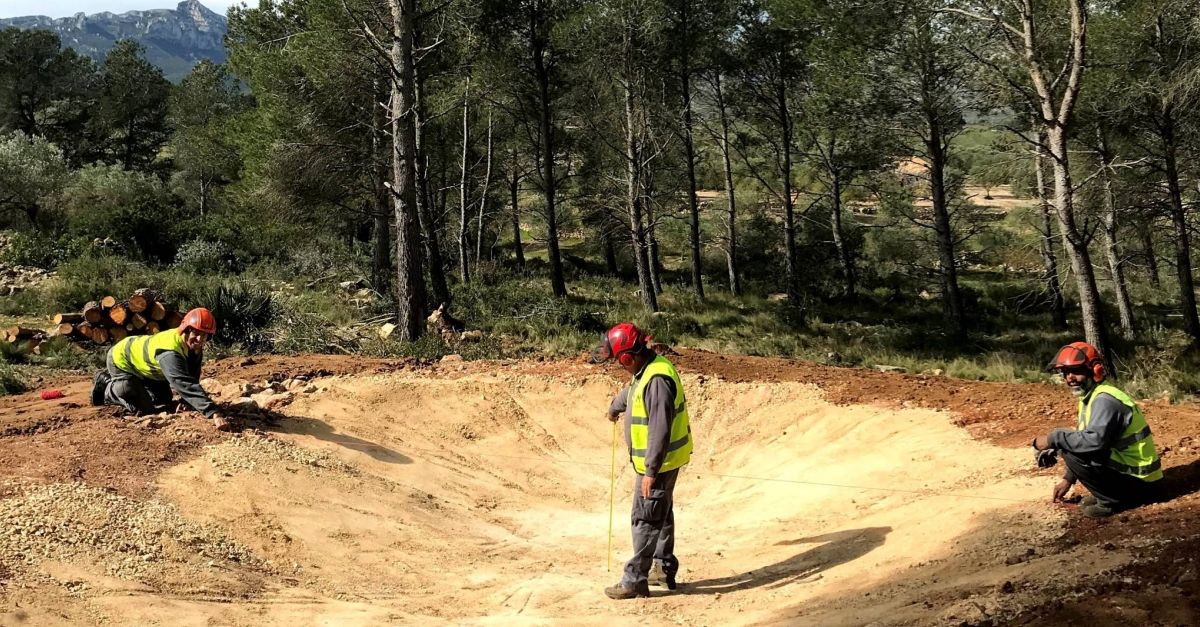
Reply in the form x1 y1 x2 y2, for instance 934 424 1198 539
109 304 128 326
100 295 118 309
83 301 103 324
53 313 84 326
128 288 154 313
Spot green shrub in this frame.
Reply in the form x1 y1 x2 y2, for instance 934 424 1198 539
0 289 46 316
0 362 25 396
173 239 243 274
46 254 153 312
205 282 277 350
0 231 91 269
62 165 181 263
33 336 103 371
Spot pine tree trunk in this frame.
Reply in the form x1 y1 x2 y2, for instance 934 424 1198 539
624 41 657 312
603 227 619 276
509 149 525 269
927 115 965 336
1096 130 1134 339
413 46 450 307
829 170 854 298
1162 120 1200 342
678 13 703 298
458 85 472 284
777 69 800 310
532 15 567 298
647 199 664 296
1139 222 1160 286
371 77 392 297
476 110 494 265
1034 129 1068 330
714 73 741 296
388 0 427 340
1047 125 1109 353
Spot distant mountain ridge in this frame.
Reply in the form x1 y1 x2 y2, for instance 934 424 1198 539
0 1 227 81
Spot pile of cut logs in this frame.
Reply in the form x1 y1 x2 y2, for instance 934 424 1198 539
2 326 50 354
53 289 184 346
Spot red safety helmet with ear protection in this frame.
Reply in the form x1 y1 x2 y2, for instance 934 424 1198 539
1047 341 1106 383
598 322 649 369
179 307 217 336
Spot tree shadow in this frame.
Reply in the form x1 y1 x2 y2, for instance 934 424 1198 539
1157 456 1200 502
239 406 412 465
679 526 891 595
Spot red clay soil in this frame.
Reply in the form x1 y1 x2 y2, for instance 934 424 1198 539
2 349 1199 624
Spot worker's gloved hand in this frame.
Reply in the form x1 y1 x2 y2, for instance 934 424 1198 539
1035 448 1059 469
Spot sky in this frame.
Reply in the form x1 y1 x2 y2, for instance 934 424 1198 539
0 1 244 18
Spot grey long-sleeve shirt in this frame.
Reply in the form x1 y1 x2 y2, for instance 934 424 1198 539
608 366 677 478
1048 389 1133 483
157 349 218 418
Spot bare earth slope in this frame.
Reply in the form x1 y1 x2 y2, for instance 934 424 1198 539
1 350 1197 625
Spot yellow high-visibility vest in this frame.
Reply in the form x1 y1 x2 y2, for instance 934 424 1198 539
1078 384 1162 482
110 329 188 381
628 355 693 475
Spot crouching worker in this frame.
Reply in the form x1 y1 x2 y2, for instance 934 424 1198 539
91 307 230 431
1033 341 1162 517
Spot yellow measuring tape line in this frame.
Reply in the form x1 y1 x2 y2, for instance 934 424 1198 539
608 420 617 572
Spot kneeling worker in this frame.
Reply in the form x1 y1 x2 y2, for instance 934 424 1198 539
91 307 229 431
1033 341 1162 517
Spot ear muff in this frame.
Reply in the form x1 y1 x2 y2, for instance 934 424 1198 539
618 351 636 369
1092 360 1106 383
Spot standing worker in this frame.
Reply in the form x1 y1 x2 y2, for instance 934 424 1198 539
598 322 693 599
1033 341 1162 517
90 307 230 431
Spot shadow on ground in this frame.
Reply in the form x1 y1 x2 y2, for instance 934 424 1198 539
241 407 412 465
680 527 891 595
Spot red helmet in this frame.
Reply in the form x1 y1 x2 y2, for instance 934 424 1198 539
1047 341 1105 382
179 307 217 335
597 322 649 368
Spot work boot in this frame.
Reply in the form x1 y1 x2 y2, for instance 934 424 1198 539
647 562 677 590
604 580 650 600
1079 495 1098 507
91 371 111 407
1081 502 1115 518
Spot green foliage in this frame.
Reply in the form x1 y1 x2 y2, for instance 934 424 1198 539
206 282 277 350
47 253 154 313
0 131 68 230
94 40 170 171
0 230 89 269
0 361 25 396
0 29 98 166
168 61 245 215
173 239 242 274
61 165 180 262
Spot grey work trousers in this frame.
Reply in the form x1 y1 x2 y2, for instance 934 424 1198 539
104 350 173 415
621 468 680 587
1063 451 1161 510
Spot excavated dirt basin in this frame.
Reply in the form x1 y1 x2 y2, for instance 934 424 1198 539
1 354 1163 627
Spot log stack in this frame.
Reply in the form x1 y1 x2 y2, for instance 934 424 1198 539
3 326 50 355
47 289 183 347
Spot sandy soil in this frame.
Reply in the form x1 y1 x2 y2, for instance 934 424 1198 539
1 351 1197 626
